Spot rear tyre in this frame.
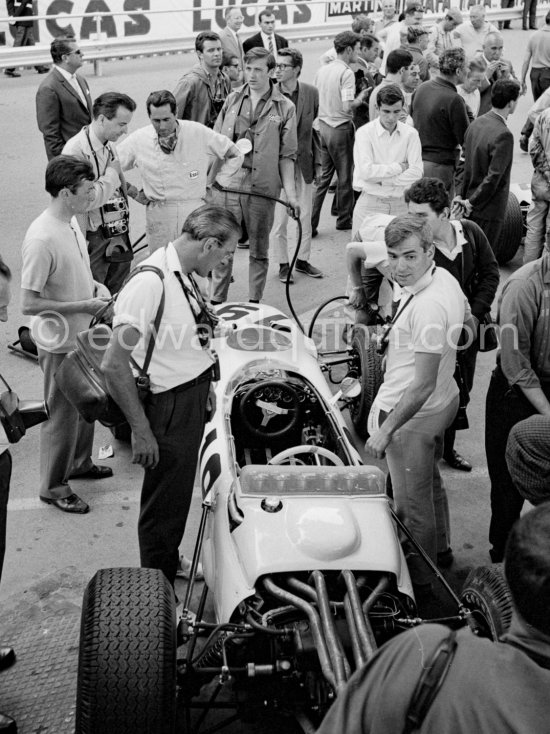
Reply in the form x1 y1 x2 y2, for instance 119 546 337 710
460 565 513 641
76 567 177 734
348 325 384 439
494 192 523 265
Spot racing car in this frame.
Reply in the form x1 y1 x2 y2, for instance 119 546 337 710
75 302 513 734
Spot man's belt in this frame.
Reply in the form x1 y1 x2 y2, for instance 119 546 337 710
171 366 216 393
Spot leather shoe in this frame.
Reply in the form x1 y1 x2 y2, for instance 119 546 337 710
36 66 49 73
519 135 529 152
437 548 454 568
443 450 472 472
40 493 89 514
0 712 16 733
4 69 20 78
0 648 15 672
68 464 113 480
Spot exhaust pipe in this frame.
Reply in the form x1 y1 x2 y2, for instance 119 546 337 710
310 571 349 691
342 570 377 661
262 576 337 691
343 594 366 669
362 575 391 614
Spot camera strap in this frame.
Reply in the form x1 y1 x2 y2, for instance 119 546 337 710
174 271 218 352
84 126 129 236
386 293 414 329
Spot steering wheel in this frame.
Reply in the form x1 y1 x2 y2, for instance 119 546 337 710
238 380 302 439
268 445 344 466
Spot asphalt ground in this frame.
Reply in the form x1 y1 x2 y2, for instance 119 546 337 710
0 29 539 732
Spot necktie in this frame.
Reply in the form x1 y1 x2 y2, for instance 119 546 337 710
268 35 274 56
70 74 87 106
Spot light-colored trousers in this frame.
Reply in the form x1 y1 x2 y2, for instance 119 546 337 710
270 169 313 264
369 395 459 586
352 191 408 238
38 349 95 500
146 199 205 252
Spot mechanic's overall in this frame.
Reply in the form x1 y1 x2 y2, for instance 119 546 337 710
103 205 240 585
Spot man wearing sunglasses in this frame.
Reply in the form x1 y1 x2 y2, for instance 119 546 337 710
36 37 93 161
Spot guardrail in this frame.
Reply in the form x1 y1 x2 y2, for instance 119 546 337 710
0 2 545 76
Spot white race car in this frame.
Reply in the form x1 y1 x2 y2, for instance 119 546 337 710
75 302 513 734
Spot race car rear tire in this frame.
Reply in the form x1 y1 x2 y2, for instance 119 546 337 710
459 564 513 641
494 192 523 265
349 325 384 439
76 567 177 734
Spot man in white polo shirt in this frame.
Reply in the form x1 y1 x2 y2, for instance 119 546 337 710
103 205 240 585
365 213 467 590
352 84 422 235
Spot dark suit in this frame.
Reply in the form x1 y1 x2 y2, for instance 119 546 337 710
243 31 288 54
460 110 514 254
36 67 93 160
293 81 320 184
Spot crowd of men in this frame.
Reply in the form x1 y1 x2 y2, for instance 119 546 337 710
2 1 550 731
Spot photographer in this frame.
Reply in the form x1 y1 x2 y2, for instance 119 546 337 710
364 214 469 593
63 92 137 295
173 31 231 128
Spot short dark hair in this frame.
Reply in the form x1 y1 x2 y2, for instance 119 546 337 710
351 14 373 34
50 37 77 64
0 256 12 282
45 155 94 197
385 213 433 252
386 49 413 74
334 31 362 54
222 52 239 68
244 46 276 71
258 8 275 22
195 31 221 53
146 90 177 116
278 47 303 71
407 25 429 43
439 47 466 76
377 83 404 107
404 2 424 15
92 92 136 121
360 33 379 50
182 205 241 244
505 503 550 635
405 177 450 214
491 79 520 109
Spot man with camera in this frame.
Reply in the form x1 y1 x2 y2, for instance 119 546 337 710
174 31 231 129
102 205 240 585
364 214 469 591
63 92 137 295
21 156 113 515
0 256 17 733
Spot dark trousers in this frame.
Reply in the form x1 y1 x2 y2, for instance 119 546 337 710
469 213 504 259
521 67 550 140
523 0 538 28
312 121 355 231
7 25 43 73
444 340 479 456
87 229 131 295
499 0 515 28
485 366 543 560
0 451 12 584
139 379 210 585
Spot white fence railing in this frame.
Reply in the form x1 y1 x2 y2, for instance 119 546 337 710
0 1 544 76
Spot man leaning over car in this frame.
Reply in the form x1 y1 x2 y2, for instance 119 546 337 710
102 205 240 585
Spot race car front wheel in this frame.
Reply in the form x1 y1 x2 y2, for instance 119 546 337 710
76 567 177 734
348 325 384 439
